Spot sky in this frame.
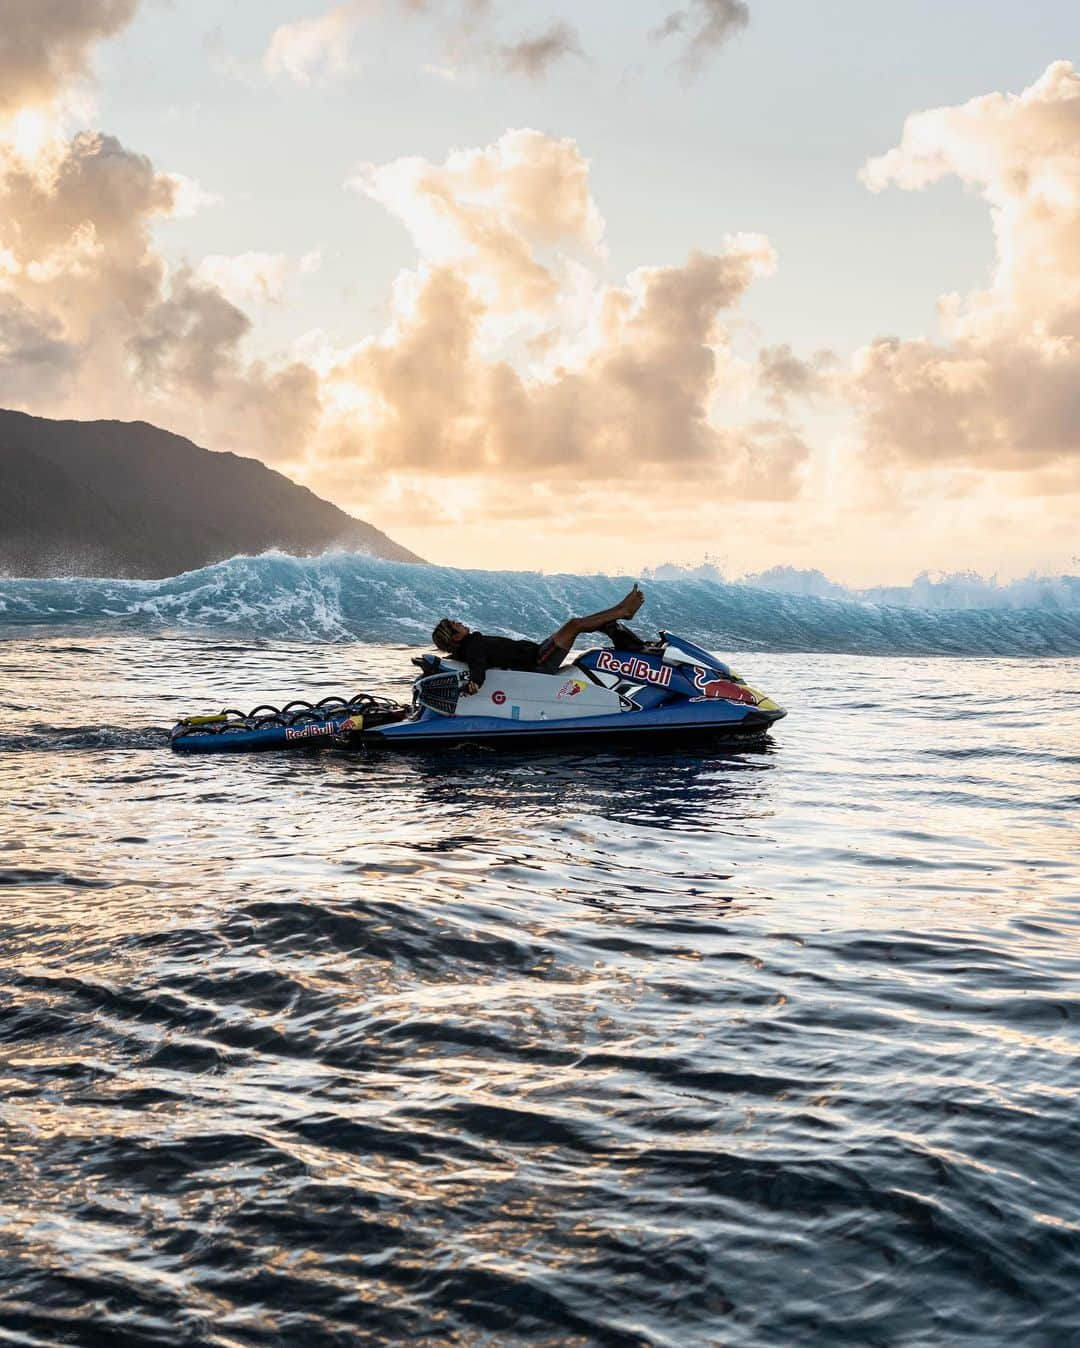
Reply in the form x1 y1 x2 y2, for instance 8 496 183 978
1 0 1079 581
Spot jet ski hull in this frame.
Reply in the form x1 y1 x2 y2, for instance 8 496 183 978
359 699 784 751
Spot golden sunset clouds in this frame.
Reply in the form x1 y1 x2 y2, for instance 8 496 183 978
313 130 803 502
0 2 1078 575
853 61 1080 489
0 85 803 510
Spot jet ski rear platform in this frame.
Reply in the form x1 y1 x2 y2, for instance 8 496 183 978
170 632 785 753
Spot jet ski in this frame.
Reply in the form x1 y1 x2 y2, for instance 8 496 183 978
169 631 785 753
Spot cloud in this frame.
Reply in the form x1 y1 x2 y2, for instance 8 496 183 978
0 125 320 463
852 60 1080 472
0 293 79 401
349 129 605 314
129 268 251 394
758 343 836 409
0 131 176 322
196 252 291 305
320 125 801 497
129 267 321 457
280 128 801 498
162 172 222 219
655 0 749 73
263 2 363 85
497 22 582 78
331 134 789 486
264 1 730 85
263 1 576 86
0 0 141 118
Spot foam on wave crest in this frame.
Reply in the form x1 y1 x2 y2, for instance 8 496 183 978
1 551 1079 655
650 562 1080 611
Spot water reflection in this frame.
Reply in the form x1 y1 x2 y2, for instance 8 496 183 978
362 740 780 832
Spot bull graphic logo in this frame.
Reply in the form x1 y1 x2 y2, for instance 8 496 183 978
558 677 587 699
690 668 757 705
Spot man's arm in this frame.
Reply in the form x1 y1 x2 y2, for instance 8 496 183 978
465 645 487 693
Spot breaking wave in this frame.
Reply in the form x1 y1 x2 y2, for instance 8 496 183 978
1 551 1079 655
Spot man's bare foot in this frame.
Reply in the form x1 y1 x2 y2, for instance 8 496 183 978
621 583 644 618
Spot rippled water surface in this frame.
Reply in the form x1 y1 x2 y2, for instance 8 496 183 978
1 635 1078 1346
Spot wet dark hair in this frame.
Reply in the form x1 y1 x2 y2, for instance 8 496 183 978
432 618 457 651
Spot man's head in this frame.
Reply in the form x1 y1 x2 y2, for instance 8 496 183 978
432 618 469 652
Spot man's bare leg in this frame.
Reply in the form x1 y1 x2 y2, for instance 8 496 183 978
546 584 644 650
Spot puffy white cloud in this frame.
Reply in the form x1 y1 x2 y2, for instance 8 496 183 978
0 0 141 119
263 2 362 85
196 252 291 305
349 129 605 315
318 127 801 497
162 172 222 220
852 61 1080 471
0 131 175 333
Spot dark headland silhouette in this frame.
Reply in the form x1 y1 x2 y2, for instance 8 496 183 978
0 409 423 577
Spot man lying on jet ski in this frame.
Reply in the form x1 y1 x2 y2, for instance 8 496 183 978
432 584 647 695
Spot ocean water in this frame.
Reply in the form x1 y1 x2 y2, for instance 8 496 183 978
1 569 1079 1346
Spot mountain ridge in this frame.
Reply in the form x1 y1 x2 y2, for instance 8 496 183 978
0 408 422 577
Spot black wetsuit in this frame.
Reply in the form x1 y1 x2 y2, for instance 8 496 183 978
453 632 565 688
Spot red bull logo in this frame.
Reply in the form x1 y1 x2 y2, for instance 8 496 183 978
284 717 354 741
691 668 757 704
558 677 587 699
595 651 673 687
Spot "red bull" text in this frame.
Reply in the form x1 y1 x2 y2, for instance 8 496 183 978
595 651 673 687
284 718 351 741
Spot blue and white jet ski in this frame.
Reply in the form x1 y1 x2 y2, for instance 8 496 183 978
371 631 784 749
170 632 785 752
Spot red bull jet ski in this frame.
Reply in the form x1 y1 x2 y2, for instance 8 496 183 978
169 631 785 753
